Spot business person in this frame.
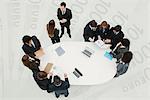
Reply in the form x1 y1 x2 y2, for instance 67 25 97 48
22 55 40 71
22 35 41 60
47 73 70 98
22 55 51 91
83 20 97 42
104 25 124 50
57 2 72 38
47 20 60 44
111 38 130 61
114 51 133 77
33 70 52 90
95 21 110 41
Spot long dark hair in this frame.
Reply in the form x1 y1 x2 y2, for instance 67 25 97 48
47 20 55 37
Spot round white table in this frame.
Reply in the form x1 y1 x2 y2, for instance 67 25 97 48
39 42 117 85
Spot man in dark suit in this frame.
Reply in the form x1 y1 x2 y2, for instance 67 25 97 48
33 70 52 90
104 25 124 50
22 55 50 90
22 35 41 60
57 2 72 38
83 20 97 42
47 73 70 98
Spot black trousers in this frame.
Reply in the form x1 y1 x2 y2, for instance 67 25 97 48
60 25 71 38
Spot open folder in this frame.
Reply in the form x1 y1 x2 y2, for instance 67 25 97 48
44 63 53 74
104 51 113 61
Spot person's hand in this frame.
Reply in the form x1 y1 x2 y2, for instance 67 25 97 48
104 39 111 43
60 20 63 23
64 73 68 78
98 36 101 40
62 19 67 23
49 72 53 76
89 38 94 42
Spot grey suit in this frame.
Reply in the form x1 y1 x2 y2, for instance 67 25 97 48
114 63 129 77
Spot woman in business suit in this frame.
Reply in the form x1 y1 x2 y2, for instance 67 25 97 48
22 55 52 91
114 51 133 77
47 20 60 44
22 55 40 70
95 21 110 41
111 38 130 61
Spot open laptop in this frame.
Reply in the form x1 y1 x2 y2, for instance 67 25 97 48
73 68 83 78
82 46 94 57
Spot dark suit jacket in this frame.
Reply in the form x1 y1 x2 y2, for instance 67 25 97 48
47 76 70 93
32 68 50 90
83 21 97 42
113 45 129 60
95 25 110 40
57 8 72 26
22 36 41 58
108 27 124 49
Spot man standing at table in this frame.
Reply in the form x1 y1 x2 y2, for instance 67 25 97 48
57 2 72 38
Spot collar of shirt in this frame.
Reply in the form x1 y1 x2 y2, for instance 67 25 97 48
115 31 119 35
61 8 66 15
31 40 36 48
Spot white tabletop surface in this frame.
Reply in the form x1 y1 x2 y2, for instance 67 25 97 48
39 42 117 85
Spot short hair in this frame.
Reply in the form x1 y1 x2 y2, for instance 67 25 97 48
122 51 133 63
53 75 61 86
114 25 122 32
60 2 66 7
22 35 32 44
121 38 130 48
90 20 97 27
37 71 47 80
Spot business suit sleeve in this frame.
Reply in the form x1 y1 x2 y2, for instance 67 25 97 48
57 8 62 20
66 9 72 21
22 45 36 58
47 76 53 93
83 27 90 41
48 76 52 83
65 78 70 88
32 36 41 50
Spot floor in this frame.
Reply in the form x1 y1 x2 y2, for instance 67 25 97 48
0 0 150 100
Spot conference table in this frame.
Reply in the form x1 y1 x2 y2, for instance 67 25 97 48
39 41 117 85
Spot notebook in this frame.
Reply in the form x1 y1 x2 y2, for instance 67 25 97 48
44 63 53 74
55 46 65 56
104 51 113 60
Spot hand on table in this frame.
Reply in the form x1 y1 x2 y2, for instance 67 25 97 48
89 37 94 42
104 39 111 43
